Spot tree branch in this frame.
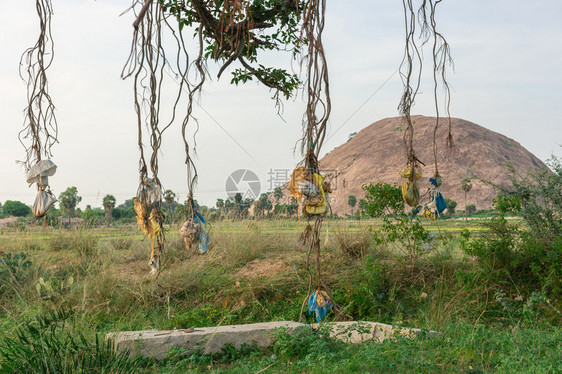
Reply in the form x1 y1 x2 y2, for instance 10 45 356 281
237 56 289 96
133 0 154 30
189 0 220 34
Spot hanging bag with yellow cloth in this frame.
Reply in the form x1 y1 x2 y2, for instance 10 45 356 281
400 164 421 207
288 167 329 216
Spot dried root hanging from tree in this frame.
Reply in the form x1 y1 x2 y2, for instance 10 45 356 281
18 0 59 218
419 0 453 176
296 0 347 322
122 0 207 273
398 0 453 209
123 1 167 274
122 0 309 272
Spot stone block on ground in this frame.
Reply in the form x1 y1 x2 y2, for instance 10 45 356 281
107 320 439 360
312 321 438 344
106 321 305 360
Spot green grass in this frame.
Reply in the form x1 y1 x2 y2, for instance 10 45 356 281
144 322 562 373
0 217 558 372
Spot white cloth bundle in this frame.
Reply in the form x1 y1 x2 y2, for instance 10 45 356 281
27 160 57 186
32 190 57 217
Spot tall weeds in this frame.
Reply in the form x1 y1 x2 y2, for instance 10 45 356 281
0 309 143 373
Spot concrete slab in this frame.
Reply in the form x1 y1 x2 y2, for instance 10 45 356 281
106 321 306 359
107 320 438 359
312 321 439 344
312 321 376 343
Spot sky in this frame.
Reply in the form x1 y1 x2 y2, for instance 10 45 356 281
0 0 561 209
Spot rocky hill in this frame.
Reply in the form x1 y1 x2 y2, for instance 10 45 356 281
318 115 546 215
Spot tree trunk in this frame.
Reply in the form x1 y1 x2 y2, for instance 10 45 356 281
464 191 468 223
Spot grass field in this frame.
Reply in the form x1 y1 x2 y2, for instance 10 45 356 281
0 217 560 373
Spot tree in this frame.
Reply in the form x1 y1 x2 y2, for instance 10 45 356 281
58 187 82 225
164 189 177 222
224 199 234 217
347 195 357 216
102 195 116 226
273 187 283 204
117 198 134 210
466 204 477 215
2 200 31 217
160 0 302 101
233 193 244 219
358 199 367 218
82 205 102 223
234 193 243 205
461 178 473 223
255 193 273 218
444 198 457 216
216 198 224 218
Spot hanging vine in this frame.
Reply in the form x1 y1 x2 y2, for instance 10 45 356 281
19 0 58 170
122 0 304 273
122 0 204 274
294 0 347 322
18 0 59 219
398 0 453 210
419 0 453 176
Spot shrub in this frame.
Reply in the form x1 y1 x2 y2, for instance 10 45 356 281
461 156 562 313
0 253 33 299
362 182 433 265
502 156 562 240
444 198 457 215
1 201 31 217
0 309 142 373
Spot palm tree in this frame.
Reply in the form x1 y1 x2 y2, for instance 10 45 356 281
461 178 473 223
216 198 224 218
102 194 116 226
164 190 176 223
273 187 283 204
257 193 272 218
348 195 357 216
59 187 82 226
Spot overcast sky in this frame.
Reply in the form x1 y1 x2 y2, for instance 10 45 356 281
0 0 561 209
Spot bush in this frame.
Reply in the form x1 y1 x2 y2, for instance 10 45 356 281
0 253 33 299
460 217 519 277
0 309 142 373
1 201 31 217
362 182 436 265
444 198 457 215
273 326 340 360
461 156 562 315
501 156 562 240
